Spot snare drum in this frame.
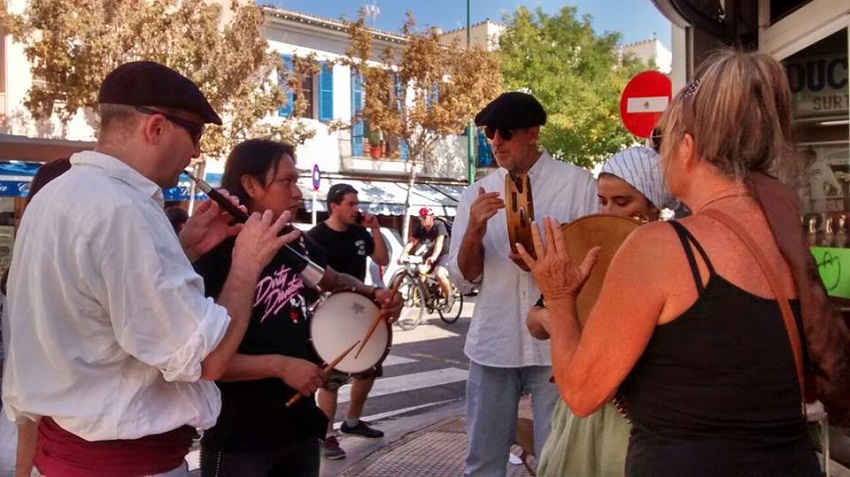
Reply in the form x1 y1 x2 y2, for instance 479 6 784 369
309 292 392 374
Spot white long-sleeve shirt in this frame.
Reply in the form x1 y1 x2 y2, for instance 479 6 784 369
2 151 229 441
448 151 598 368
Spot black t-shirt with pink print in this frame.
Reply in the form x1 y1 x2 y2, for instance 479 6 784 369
193 235 329 452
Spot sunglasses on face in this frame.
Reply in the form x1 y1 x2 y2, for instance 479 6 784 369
484 126 518 142
136 106 205 145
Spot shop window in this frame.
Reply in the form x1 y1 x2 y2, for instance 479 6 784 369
783 28 849 298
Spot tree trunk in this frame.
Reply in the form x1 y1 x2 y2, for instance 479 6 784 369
401 165 417 242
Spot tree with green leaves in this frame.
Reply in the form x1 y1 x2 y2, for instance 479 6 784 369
499 6 648 168
0 0 314 160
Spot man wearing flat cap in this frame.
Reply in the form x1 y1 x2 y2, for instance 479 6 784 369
448 91 598 476
2 61 297 476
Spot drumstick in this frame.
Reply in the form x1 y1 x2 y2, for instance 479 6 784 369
355 280 402 359
285 340 360 408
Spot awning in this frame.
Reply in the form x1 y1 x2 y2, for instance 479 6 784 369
0 161 42 197
0 160 211 200
300 178 464 217
0 135 94 162
201 173 464 216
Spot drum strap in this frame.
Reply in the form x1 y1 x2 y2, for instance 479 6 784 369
701 209 806 403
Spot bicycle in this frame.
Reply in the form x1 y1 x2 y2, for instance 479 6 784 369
389 255 463 331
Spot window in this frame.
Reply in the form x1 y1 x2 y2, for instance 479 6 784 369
278 55 333 121
300 74 314 119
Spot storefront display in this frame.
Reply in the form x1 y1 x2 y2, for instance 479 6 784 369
783 28 849 300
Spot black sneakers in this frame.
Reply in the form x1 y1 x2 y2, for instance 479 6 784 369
340 420 384 439
320 435 346 460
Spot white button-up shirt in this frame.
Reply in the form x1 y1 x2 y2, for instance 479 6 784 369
2 151 229 441
448 151 598 368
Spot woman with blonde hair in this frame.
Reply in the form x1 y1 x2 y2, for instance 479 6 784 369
529 145 670 476
520 50 820 475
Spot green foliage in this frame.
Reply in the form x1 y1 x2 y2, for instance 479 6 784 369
499 6 648 168
0 0 314 159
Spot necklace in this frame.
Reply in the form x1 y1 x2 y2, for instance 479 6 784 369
695 188 749 213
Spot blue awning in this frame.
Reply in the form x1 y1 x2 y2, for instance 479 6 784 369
0 161 41 197
0 161 213 200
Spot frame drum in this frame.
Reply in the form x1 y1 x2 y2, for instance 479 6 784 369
560 214 639 327
309 292 391 374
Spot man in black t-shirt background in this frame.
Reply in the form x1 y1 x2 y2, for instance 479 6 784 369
399 207 453 307
308 183 389 460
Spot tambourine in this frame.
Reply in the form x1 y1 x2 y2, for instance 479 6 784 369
560 214 639 326
506 172 535 257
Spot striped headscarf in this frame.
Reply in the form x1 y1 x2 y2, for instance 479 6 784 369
600 146 672 209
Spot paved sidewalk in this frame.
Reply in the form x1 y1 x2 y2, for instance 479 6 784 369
322 397 535 477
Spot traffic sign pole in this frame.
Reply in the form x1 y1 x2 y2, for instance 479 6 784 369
311 164 321 225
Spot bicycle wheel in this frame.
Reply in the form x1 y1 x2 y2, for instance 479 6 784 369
392 274 425 331
438 285 464 324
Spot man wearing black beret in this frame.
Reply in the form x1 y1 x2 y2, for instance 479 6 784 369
447 91 598 476
2 61 298 476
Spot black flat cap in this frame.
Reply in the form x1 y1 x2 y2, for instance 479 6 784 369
98 61 222 125
474 92 546 130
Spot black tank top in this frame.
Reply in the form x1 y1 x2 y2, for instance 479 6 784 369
620 221 818 476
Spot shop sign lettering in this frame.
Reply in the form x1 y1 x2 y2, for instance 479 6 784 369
785 55 849 117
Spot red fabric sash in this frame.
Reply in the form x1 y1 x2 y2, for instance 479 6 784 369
35 417 196 477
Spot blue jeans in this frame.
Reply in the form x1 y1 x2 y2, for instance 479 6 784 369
200 439 320 477
464 361 558 477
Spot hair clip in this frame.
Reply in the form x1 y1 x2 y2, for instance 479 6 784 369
684 79 701 99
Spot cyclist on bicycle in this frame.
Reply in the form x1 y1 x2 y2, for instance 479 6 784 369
399 207 453 309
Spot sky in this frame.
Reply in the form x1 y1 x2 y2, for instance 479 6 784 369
268 1 672 48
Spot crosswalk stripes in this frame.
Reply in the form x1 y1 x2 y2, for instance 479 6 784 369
338 367 468 404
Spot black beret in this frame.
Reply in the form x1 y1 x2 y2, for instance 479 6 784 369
98 61 222 125
474 92 546 130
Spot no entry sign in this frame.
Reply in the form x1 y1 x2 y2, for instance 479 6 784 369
311 164 321 191
619 71 672 139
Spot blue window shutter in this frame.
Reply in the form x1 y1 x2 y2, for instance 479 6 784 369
426 83 439 108
400 139 409 160
319 62 334 121
394 73 409 160
351 72 364 157
476 129 494 167
278 54 294 117
394 73 403 110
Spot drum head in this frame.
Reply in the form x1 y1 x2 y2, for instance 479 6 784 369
310 292 391 374
560 214 639 327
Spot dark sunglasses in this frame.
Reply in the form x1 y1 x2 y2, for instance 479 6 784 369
136 106 205 145
650 127 662 153
484 126 517 142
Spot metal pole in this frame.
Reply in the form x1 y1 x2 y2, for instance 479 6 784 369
311 190 317 225
466 0 475 185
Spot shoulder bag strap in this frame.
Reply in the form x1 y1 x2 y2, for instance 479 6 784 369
700 209 806 401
